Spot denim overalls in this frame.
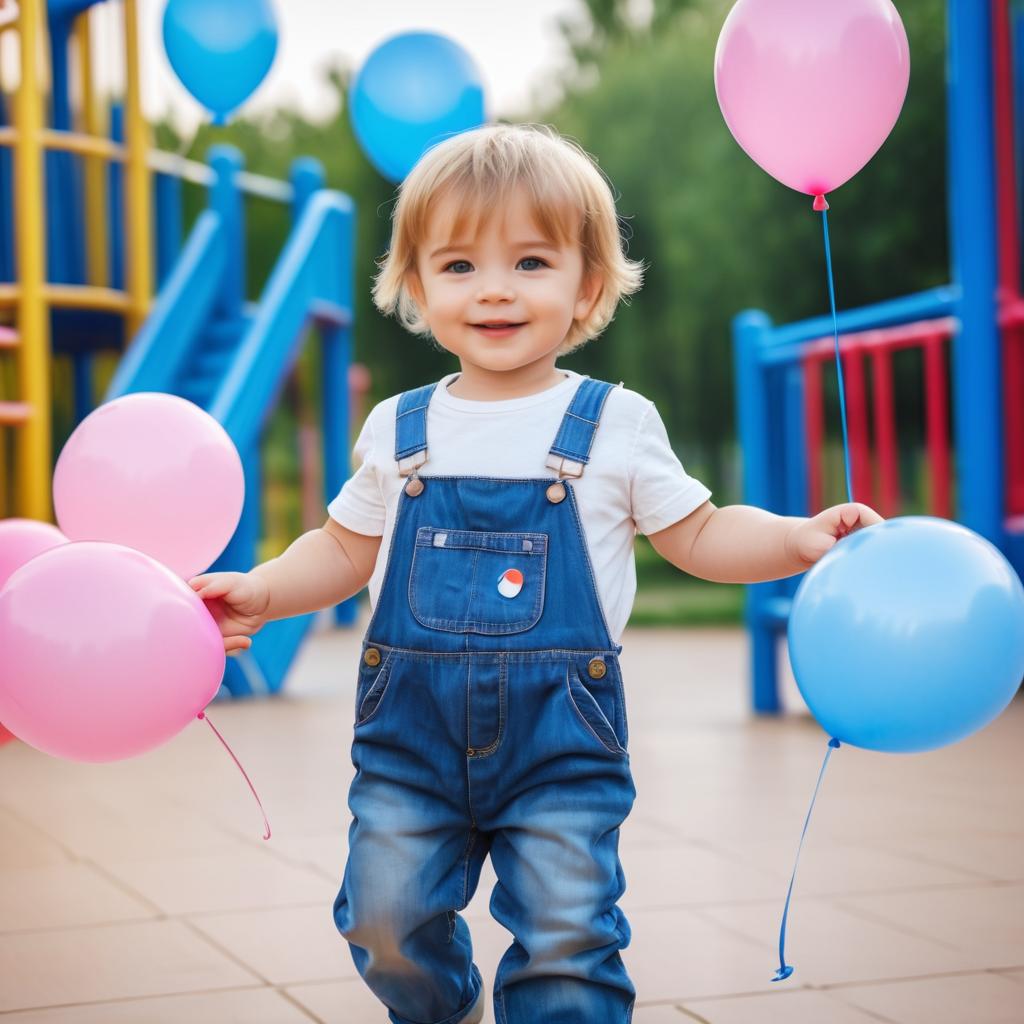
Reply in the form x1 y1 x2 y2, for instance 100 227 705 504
333 375 637 1024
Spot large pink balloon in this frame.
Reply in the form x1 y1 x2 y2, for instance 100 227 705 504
0 541 225 762
53 393 244 580
715 0 910 197
0 519 67 590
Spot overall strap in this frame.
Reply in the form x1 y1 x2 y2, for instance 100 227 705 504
546 377 620 478
394 382 438 475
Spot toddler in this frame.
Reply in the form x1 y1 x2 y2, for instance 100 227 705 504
189 123 881 1024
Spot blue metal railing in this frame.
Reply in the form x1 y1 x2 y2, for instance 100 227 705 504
732 287 962 714
733 0 1010 715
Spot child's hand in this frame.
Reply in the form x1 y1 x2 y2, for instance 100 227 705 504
785 502 884 567
187 571 271 656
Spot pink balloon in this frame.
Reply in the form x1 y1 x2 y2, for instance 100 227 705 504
53 392 245 580
715 0 910 197
0 519 67 590
0 541 225 762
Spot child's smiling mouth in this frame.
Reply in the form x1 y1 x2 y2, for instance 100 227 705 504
470 322 527 337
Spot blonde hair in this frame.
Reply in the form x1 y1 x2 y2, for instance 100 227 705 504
372 123 645 355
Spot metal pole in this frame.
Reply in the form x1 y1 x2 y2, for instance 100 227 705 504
13 0 52 520
947 0 1003 542
734 308 782 714
122 0 152 338
75 8 109 289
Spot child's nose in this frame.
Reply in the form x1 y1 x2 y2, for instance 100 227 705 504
474 274 516 302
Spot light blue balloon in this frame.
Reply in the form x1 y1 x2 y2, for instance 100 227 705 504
350 32 486 183
788 516 1024 753
163 0 278 125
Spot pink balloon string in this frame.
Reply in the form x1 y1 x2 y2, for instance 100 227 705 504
197 710 271 840
819 202 856 505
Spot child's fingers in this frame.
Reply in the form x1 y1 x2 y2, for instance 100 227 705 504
188 574 215 593
824 502 882 535
859 505 885 527
191 575 235 600
224 635 253 655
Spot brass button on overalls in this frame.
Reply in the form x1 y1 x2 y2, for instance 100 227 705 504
546 481 566 503
587 657 606 679
363 647 381 667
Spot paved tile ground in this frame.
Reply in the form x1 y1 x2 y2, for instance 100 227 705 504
1 605 1021 1022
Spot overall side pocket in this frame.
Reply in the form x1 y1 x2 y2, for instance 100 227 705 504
565 658 629 757
354 651 395 727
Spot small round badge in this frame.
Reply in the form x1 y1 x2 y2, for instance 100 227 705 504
497 568 523 598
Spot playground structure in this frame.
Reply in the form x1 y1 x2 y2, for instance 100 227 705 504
0 0 362 696
735 0 1024 713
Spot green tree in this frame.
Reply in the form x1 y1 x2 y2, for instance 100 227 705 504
558 0 696 70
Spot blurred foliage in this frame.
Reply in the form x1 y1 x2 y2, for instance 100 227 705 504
558 0 698 71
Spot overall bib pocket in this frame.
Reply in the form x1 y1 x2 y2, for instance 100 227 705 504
354 649 395 727
409 527 548 634
566 657 629 757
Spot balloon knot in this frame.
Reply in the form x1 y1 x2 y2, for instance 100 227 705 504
813 194 829 212
828 737 841 748
772 965 794 982
196 711 206 720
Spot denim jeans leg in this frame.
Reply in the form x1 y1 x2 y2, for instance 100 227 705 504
488 792 636 1022
334 734 490 1023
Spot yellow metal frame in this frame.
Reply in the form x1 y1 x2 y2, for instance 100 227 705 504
123 0 152 337
0 0 154 520
11 0 50 521
0 284 131 311
75 12 109 288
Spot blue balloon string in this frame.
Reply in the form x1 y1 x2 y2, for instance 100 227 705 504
772 736 840 982
820 208 855 506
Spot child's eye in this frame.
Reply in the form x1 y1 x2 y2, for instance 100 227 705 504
442 260 473 274
517 257 548 271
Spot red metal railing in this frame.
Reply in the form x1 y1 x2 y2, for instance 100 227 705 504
999 300 1024 518
801 318 957 518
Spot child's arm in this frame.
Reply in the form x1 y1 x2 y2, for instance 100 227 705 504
250 519 382 620
647 500 883 584
189 519 382 653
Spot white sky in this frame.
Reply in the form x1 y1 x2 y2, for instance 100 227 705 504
127 0 585 132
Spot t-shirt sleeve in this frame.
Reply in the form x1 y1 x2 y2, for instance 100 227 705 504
326 410 386 536
630 401 712 535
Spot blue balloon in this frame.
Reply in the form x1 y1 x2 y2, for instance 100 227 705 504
350 32 486 183
788 516 1024 753
163 0 278 125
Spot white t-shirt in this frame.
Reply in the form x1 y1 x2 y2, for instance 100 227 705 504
327 368 712 643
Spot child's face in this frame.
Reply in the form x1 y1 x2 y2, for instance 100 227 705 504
408 187 599 377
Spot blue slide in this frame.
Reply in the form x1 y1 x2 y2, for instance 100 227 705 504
105 149 357 696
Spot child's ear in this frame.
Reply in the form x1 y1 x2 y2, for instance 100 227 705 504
405 268 427 309
574 270 603 322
